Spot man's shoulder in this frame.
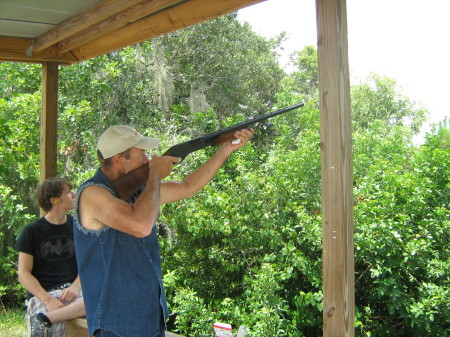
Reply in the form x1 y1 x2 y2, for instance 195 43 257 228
79 183 117 202
14 217 46 252
77 171 117 199
21 217 48 231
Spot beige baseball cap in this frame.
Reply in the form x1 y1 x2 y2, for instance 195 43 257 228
97 125 160 159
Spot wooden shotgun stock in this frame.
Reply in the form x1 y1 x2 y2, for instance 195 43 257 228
112 102 304 200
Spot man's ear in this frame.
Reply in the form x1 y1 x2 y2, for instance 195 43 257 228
113 154 124 169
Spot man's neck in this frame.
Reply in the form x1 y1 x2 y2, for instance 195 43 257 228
101 166 122 181
44 210 67 225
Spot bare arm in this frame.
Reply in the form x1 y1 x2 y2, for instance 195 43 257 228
17 252 65 311
79 155 177 238
160 129 254 204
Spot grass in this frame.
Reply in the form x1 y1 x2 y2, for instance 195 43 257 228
0 307 27 337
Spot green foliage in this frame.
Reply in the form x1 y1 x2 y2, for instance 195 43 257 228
352 116 449 335
0 62 41 98
351 74 428 134
0 93 40 303
152 14 285 123
289 46 319 99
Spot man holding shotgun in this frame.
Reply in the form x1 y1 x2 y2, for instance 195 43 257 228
73 125 253 337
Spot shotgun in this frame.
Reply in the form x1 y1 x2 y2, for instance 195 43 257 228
112 102 304 200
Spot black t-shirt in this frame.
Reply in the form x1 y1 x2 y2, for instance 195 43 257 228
14 215 78 291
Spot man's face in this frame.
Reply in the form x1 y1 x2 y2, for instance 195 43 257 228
120 147 149 174
59 185 76 210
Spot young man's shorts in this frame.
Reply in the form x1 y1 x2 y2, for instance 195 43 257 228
25 284 83 337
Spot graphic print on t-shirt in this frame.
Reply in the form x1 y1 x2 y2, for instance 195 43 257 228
39 236 75 261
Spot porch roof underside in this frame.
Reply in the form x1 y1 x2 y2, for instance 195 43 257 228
0 0 265 65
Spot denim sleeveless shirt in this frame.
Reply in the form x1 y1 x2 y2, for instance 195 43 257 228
73 168 168 337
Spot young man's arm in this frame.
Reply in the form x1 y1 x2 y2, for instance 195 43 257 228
17 252 65 311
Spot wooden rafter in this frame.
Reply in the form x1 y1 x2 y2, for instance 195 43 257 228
71 0 263 62
32 0 146 52
0 0 264 65
56 0 186 54
0 37 77 65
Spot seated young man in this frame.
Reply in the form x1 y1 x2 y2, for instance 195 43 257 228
14 177 85 337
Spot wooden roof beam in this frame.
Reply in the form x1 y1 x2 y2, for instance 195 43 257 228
57 0 186 54
0 37 77 64
32 0 146 53
72 0 265 62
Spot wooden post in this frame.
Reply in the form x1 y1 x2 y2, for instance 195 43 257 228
315 0 354 336
40 61 58 216
40 62 58 183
